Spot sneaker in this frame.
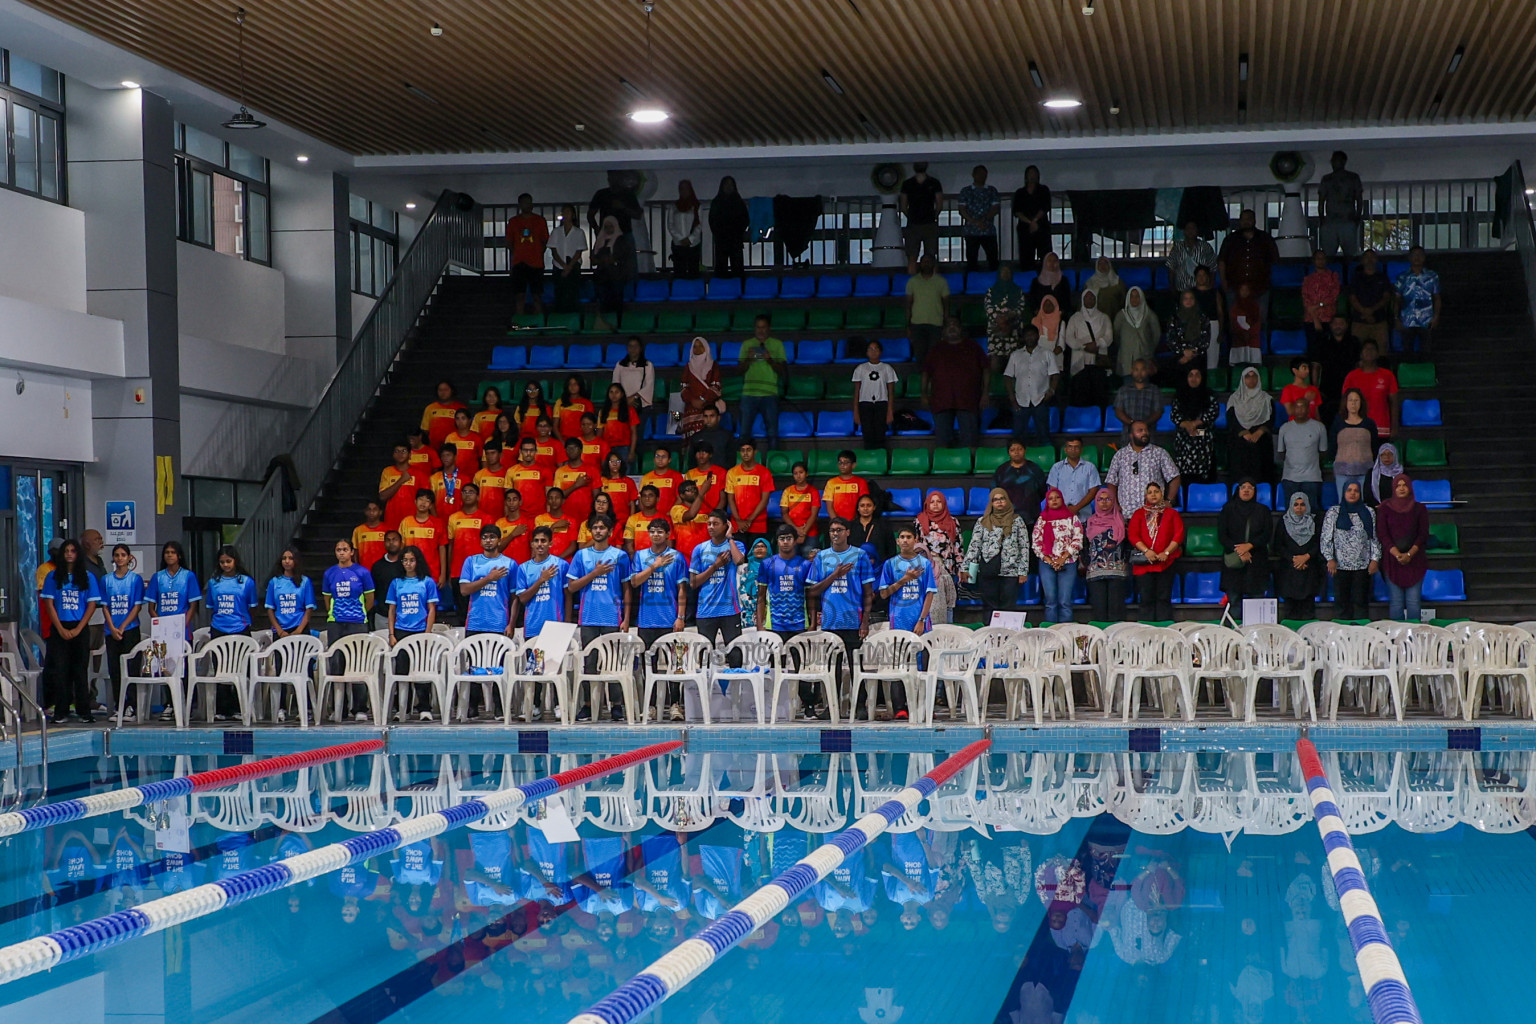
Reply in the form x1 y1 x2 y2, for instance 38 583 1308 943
815 706 831 721
78 712 95 724
419 711 434 722
354 712 369 722
802 707 818 721
68 711 86 723
668 704 684 722
576 707 592 722
213 714 229 722
530 706 544 722
610 707 624 722
158 708 175 722
121 707 137 722
275 709 288 723
895 710 909 721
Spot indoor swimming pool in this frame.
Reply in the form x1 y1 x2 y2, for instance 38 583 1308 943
0 742 1522 1022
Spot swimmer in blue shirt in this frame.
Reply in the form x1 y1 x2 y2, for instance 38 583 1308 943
877 526 937 635
565 515 631 720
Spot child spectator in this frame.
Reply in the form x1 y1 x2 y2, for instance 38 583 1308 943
420 380 465 449
352 500 388 570
507 438 550 517
552 438 594 525
430 444 468 517
1279 357 1322 421
471 387 505 439
821 450 869 523
779 461 822 552
443 409 484 471
596 382 640 461
1229 282 1263 365
851 339 899 450
599 452 638 521
535 488 578 560
554 375 594 440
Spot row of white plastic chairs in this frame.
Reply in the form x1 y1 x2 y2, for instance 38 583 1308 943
113 748 1536 838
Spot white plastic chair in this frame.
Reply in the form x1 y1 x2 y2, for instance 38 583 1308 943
318 633 387 724
1006 630 1074 725
922 630 983 725
851 630 928 722
1185 625 1255 719
256 765 328 831
1189 752 1253 835
1393 624 1461 717
251 629 275 650
510 633 579 723
641 632 715 723
1107 627 1194 721
383 632 453 722
774 752 848 832
117 637 186 727
1242 625 1317 722
583 763 649 832
191 778 261 831
1461 625 1536 720
1049 622 1107 713
853 752 929 832
14 630 44 703
191 627 211 653
250 635 323 727
452 754 524 830
322 754 395 831
1110 752 1195 834
389 755 455 818
775 631 847 723
1322 626 1402 720
1325 751 1402 834
647 752 714 832
720 630 783 724
188 635 258 725
966 626 1019 718
1395 750 1462 833
576 632 647 723
446 633 517 723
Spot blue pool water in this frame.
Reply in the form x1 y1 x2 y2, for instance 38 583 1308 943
0 747 1530 1022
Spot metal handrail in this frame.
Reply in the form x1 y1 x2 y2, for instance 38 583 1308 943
1509 162 1536 323
0 655 46 790
230 189 482 577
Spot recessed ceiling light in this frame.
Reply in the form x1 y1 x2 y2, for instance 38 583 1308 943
296 154 309 163
628 107 669 123
1526 188 1535 196
405 202 417 209
120 80 140 89
1042 98 1083 109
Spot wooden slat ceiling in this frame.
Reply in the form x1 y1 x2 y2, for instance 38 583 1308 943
26 0 1536 155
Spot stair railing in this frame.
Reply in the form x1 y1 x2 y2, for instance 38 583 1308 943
1510 162 1536 325
231 190 481 576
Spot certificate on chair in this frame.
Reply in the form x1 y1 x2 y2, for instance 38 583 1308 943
989 611 1027 631
1241 599 1278 626
150 614 186 670
530 621 579 667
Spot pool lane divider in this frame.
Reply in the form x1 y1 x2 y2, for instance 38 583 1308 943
1297 738 1423 1024
0 739 683 986
0 739 386 839
567 738 992 1024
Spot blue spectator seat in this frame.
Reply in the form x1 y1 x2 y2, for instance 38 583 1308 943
1013 270 1038 291
1181 572 1222 604
649 342 682 368
1016 576 1042 605
602 343 629 365
889 273 911 294
818 275 854 298
670 278 706 301
881 337 912 362
706 277 742 301
634 279 670 302
817 410 855 436
565 343 604 369
1400 399 1442 427
528 345 565 370
965 270 997 294
796 339 835 364
780 277 816 300
1062 406 1103 434
1422 570 1467 602
1047 407 1062 433
837 338 868 363
767 490 785 518
1385 259 1410 281
778 410 814 439
967 487 992 516
488 346 527 371
886 488 923 518
743 277 779 300
1373 574 1390 603
853 274 891 297
1270 264 1308 288
1155 407 1176 434
940 488 966 516
1185 483 1226 513
1321 481 1338 509
983 410 1013 436
1215 405 1228 429
1253 482 1274 508
1118 266 1154 291
1414 479 1453 508
1073 575 1088 605
1270 329 1308 356
942 272 965 294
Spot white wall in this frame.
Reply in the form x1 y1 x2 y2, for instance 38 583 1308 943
0 291 124 379
0 368 93 461
0 187 87 312
177 241 285 355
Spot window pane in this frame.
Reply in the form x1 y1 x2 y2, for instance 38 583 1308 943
213 174 242 256
182 124 225 165
350 194 369 222
373 237 392 294
356 229 373 295
191 168 213 245
350 230 359 291
12 104 36 192
372 204 395 231
0 99 7 185
247 189 269 262
227 142 265 182
38 113 58 199
7 55 60 102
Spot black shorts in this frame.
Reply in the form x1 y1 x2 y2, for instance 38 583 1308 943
510 263 544 294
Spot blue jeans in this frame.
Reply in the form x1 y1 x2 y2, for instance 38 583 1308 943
1012 403 1051 445
1039 561 1078 624
1387 580 1422 622
1334 471 1365 500
934 410 979 450
738 395 778 449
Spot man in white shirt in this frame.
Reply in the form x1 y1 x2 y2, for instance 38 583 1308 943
1002 326 1060 445
851 339 900 450
547 203 587 313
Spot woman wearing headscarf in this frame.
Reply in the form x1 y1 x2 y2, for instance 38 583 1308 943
1084 256 1126 322
1127 482 1184 621
985 263 1027 371
589 215 635 332
916 490 961 624
678 337 725 438
1164 290 1210 375
1063 288 1114 406
1329 387 1379 501
1272 491 1322 621
1083 489 1130 622
1032 294 1064 350
1032 488 1084 624
665 180 704 279
1321 482 1380 620
1226 367 1275 484
1192 266 1226 367
961 487 1031 620
1366 442 1404 507
739 537 771 629
1114 286 1161 381
1027 252 1074 316
707 175 750 279
1169 366 1220 484
1375 475 1430 622
1217 478 1271 607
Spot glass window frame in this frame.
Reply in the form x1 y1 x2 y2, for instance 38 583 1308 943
349 195 400 298
0 49 67 204
173 123 271 266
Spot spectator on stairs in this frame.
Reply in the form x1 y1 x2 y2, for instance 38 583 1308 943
1047 436 1102 522
641 445 684 513
420 380 465 449
1228 282 1264 366
599 452 638 523
496 488 534 565
915 490 960 625
530 415 560 471
992 440 1047 529
368 532 403 631
1063 288 1114 407
1365 442 1404 508
613 336 655 450
708 176 750 280
690 406 735 471
899 162 944 273
547 204 586 314
472 443 507 519
1217 479 1271 610
552 438 595 526
380 442 424 528
1280 357 1322 421
1276 397 1327 511
1104 421 1182 519
488 412 518 456
1112 359 1165 445
1192 266 1226 367
589 215 634 332
1225 367 1275 485
352 501 388 571
1113 286 1161 383
1271 492 1322 621
1127 482 1184 622
905 255 950 364
822 450 870 524
406 427 441 484
430 444 468 517
505 193 549 317
736 314 787 454
984 263 1027 373
851 339 900 451
922 318 989 449
621 484 664 554
1032 295 1064 354
1166 221 1217 293
1168 366 1220 486
576 492 617 550
553 375 594 441
471 387 505 439
1032 487 1084 624
575 413 610 475
957 164 1001 272
1393 245 1441 358
1301 249 1342 349
1348 249 1392 350
535 487 578 561
1003 325 1059 447
447 484 494 618
1164 290 1211 377
1328 388 1380 502
1314 316 1360 424
1084 257 1127 323
507 438 551 518
1340 340 1399 439
1317 151 1365 259
686 440 728 516
1083 489 1130 622
1027 252 1074 318
679 338 726 440
1012 166 1052 271
1321 483 1380 620
961 489 1030 622
1217 208 1279 330
1376 476 1430 622
666 180 704 279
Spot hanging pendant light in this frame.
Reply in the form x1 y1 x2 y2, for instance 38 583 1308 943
223 8 266 130
628 2 669 124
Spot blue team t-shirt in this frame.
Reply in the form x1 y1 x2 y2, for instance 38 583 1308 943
322 564 374 623
41 571 102 623
99 571 146 631
515 556 568 638
809 547 874 630
461 553 515 633
877 554 937 633
631 547 687 629
147 568 201 617
386 576 439 633
568 546 630 627
263 575 316 632
757 554 811 631
689 539 744 618
205 574 257 633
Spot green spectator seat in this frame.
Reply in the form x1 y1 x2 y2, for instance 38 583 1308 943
1398 362 1438 388
901 376 925 399
477 379 511 403
882 307 907 329
509 313 544 329
546 312 581 333
1025 447 1056 476
1270 291 1303 322
825 377 855 401
1077 444 1103 470
692 310 728 333
622 311 657 334
1428 522 1460 554
765 449 803 477
932 448 973 474
960 303 987 329
721 377 745 402
1405 438 1447 467
978 445 1010 471
858 449 890 475
1207 367 1230 390
1185 525 1222 557
844 307 882 331
655 310 693 333
810 449 841 477
652 376 669 402
731 310 760 332
989 374 1007 397
889 449 930 475
807 309 844 331
786 376 824 400
580 313 612 335
772 309 807 332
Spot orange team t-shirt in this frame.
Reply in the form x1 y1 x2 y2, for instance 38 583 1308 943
780 483 822 538
535 512 578 559
430 469 469 517
641 469 684 512
725 464 776 533
352 523 388 570
1341 367 1399 437
506 463 550 517
408 444 442 479
471 409 503 439
553 398 594 440
532 438 561 472
1279 383 1322 420
496 512 534 564
600 408 640 450
446 510 493 577
398 515 448 580
551 465 593 524
514 405 546 438
443 430 484 471
601 477 639 520
623 508 667 549
473 468 508 519
380 465 421 527
578 436 610 474
420 401 464 449
685 465 727 513
823 475 870 523
669 503 711 559
506 213 550 267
